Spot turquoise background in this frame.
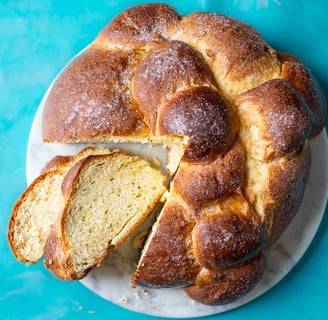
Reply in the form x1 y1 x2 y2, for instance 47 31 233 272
1 0 327 319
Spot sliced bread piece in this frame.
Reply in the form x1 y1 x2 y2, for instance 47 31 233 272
43 151 167 280
8 147 115 263
8 168 67 263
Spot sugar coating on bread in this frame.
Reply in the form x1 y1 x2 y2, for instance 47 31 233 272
183 254 265 305
44 151 167 280
236 79 313 160
169 11 281 99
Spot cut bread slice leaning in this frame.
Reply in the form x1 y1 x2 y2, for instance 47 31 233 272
8 147 116 263
43 151 167 280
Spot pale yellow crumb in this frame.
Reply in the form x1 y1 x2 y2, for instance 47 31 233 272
82 211 92 221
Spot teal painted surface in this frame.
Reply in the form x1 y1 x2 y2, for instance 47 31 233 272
1 0 327 319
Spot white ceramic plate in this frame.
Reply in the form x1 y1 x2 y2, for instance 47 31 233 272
27 73 328 319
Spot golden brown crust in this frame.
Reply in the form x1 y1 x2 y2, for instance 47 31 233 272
41 147 116 174
184 254 265 305
264 143 311 245
132 40 216 131
169 11 281 97
41 155 73 174
42 48 148 142
192 211 267 269
277 52 300 64
173 140 245 209
158 86 237 162
96 3 179 47
133 200 200 287
60 156 92 200
237 79 313 160
134 192 267 290
243 142 311 245
279 53 326 138
43 218 77 280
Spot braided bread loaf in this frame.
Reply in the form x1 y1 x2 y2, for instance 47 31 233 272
42 4 326 305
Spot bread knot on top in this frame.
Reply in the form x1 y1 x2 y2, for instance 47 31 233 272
41 3 326 305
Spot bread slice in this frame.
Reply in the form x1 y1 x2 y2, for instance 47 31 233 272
43 151 167 280
8 169 67 263
8 147 114 263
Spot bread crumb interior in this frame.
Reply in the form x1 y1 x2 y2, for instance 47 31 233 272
64 154 166 276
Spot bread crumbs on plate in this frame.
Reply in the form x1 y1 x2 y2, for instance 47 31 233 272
120 296 129 304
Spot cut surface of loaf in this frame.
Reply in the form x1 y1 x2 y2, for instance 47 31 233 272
39 3 326 305
8 147 116 263
44 151 167 280
8 170 66 263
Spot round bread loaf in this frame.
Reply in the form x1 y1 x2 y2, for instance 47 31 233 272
41 4 326 305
